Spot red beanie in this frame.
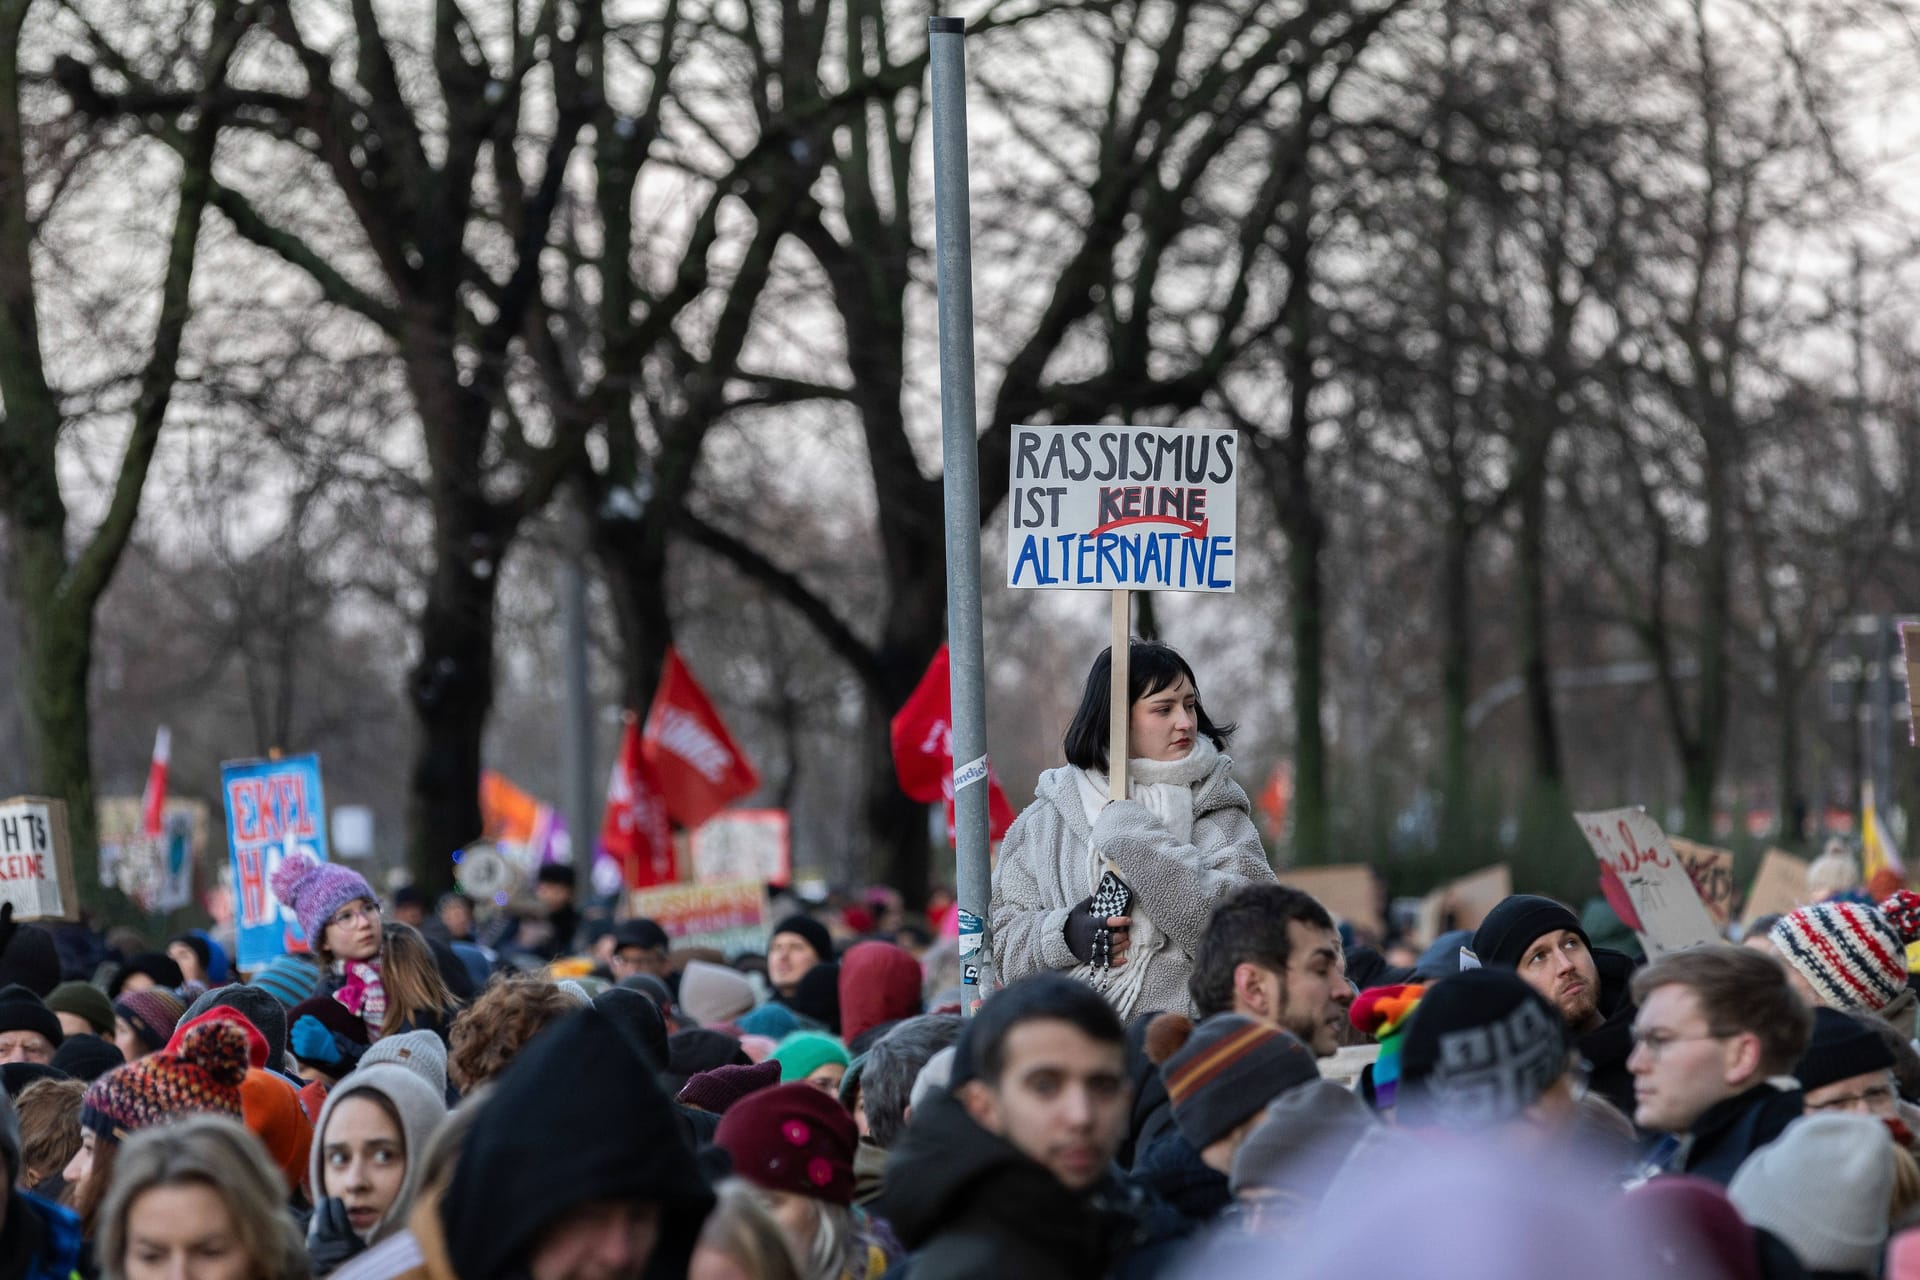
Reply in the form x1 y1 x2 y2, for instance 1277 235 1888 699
167 1006 270 1071
713 1082 857 1206
837 942 922 1046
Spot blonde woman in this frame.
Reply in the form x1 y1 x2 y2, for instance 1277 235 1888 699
98 1114 311 1280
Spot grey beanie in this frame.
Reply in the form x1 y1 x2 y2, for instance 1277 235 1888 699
310 1064 449 1245
1230 1079 1377 1197
678 961 756 1026
358 1030 448 1099
908 1045 956 1113
1729 1113 1892 1273
185 984 289 1069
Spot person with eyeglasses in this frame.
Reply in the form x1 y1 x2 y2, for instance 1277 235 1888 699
1627 945 1813 1185
1798 1007 1902 1120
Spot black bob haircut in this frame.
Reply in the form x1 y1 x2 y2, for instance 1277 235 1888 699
1062 640 1234 772
951 972 1125 1090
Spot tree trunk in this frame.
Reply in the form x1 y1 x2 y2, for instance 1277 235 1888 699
1438 512 1473 868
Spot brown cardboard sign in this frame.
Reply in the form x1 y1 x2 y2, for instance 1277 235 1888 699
1277 864 1382 936
1670 836 1737 928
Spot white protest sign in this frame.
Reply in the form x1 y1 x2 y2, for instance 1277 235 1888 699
1576 807 1720 955
0 798 79 920
1007 426 1239 592
691 810 792 885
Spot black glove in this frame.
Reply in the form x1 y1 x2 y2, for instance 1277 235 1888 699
1064 896 1102 963
307 1196 367 1275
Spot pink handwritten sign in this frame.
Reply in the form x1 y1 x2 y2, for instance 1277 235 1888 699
1576 807 1721 955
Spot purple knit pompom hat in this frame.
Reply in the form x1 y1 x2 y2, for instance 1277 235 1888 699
269 853 375 946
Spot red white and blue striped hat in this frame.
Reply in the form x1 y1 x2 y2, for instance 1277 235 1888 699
1770 891 1920 1013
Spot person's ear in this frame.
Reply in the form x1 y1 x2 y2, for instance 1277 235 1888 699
1233 963 1271 1017
1723 1030 1763 1086
958 1079 1002 1133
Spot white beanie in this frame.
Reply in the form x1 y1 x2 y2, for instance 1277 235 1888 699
358 1029 448 1098
1729 1113 1892 1273
678 960 756 1026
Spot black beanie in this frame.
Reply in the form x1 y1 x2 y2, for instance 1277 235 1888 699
0 907 62 998
0 985 63 1050
1796 1008 1897 1094
0 1063 65 1098
1470 895 1589 970
785 962 842 1035
49 1033 124 1082
107 952 184 998
771 914 833 965
1398 969 1571 1130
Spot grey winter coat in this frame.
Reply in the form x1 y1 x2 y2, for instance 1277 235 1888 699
991 756 1275 1017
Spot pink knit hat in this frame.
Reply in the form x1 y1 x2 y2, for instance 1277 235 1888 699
270 853 376 947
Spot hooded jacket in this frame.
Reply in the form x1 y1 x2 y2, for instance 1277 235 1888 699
1679 1082 1805 1186
839 943 923 1048
991 756 1275 1019
440 1006 713 1279
880 1090 1117 1280
310 1065 449 1246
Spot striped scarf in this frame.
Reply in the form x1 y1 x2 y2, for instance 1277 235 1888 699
335 958 387 1037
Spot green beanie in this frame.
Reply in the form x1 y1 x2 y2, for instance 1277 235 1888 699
47 981 115 1038
771 1030 850 1084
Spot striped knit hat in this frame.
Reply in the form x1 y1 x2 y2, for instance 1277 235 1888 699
1349 983 1427 1110
1771 892 1920 1014
251 953 323 1009
1148 1013 1320 1150
113 988 186 1055
80 1018 249 1143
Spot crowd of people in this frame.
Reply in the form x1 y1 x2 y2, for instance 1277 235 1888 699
0 638 1911 1278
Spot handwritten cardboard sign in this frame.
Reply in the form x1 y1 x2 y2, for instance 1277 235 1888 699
1576 807 1720 955
1414 864 1515 946
1277 864 1382 936
1007 426 1239 592
0 798 78 921
691 810 792 886
220 754 329 970
1741 849 1813 927
629 878 769 956
1670 836 1737 928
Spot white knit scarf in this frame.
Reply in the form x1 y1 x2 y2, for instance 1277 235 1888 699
1069 737 1219 1019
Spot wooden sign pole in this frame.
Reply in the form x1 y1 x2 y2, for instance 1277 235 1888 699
1110 589 1130 802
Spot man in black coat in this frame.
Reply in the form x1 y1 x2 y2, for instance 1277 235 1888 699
1470 894 1641 1121
880 974 1153 1280
1627 945 1812 1185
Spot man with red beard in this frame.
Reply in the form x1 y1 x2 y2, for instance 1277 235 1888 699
1470 895 1640 1122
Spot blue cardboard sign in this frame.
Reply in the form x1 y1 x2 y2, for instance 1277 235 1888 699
220 754 328 970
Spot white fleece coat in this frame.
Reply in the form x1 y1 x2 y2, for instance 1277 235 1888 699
990 752 1276 1018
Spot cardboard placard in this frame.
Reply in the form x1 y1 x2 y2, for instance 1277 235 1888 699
1741 849 1813 927
0 798 79 921
691 810 793 886
1576 807 1720 955
220 754 329 970
1669 836 1737 928
1277 864 1382 936
1007 426 1239 592
1414 864 1515 946
629 878 769 956
99 796 207 914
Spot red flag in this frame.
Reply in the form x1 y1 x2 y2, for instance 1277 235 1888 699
1256 762 1291 841
892 646 1014 843
602 716 674 888
641 649 760 830
141 727 171 838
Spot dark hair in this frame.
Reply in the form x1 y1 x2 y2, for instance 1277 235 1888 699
1062 641 1234 771
1630 945 1813 1076
1190 884 1338 1018
959 974 1124 1089
861 1015 963 1149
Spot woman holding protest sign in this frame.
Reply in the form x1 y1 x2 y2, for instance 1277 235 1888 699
991 640 1275 1019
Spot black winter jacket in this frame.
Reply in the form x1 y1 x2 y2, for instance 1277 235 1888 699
1680 1082 1804 1186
